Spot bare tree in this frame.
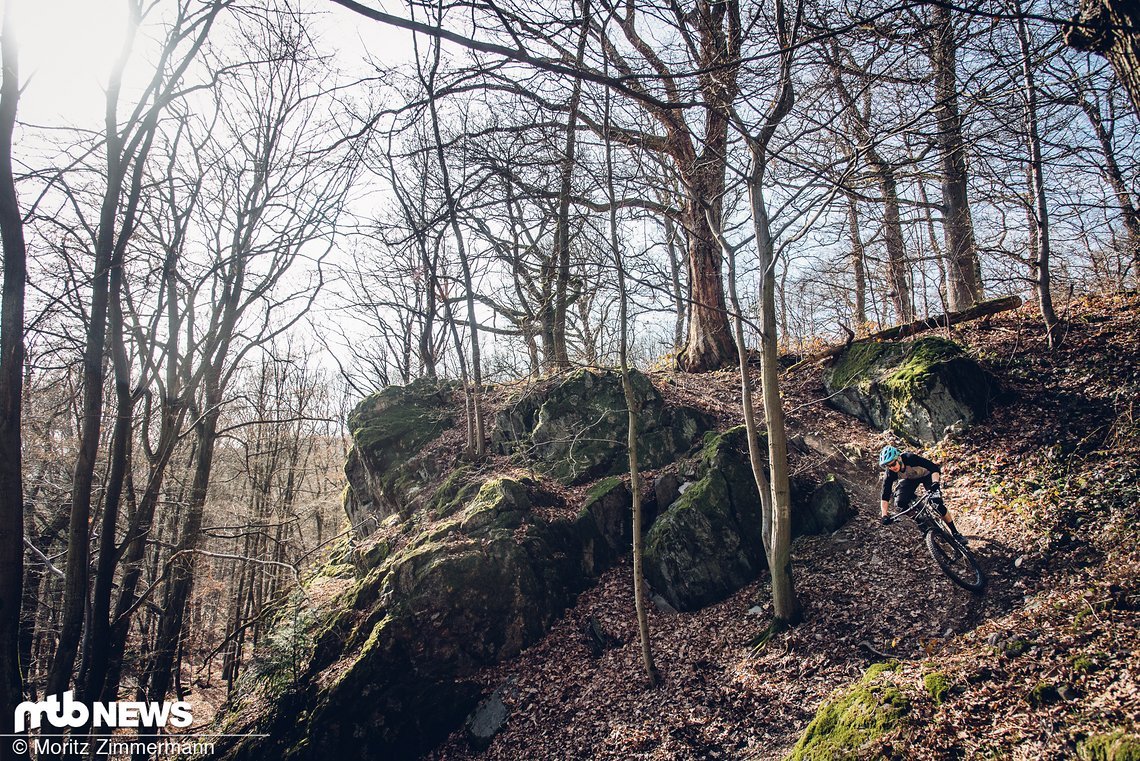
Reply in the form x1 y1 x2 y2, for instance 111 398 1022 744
0 4 28 750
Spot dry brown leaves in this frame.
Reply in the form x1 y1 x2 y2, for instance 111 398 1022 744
423 294 1140 760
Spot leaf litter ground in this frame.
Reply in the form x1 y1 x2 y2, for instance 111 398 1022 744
427 293 1140 760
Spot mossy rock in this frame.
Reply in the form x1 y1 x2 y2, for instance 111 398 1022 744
786 662 909 760
643 426 764 611
343 379 457 533
1079 731 1140 761
795 476 854 537
645 427 852 611
823 337 998 443
214 474 634 761
491 368 714 484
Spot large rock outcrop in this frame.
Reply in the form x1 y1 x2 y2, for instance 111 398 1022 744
822 337 998 444
215 475 632 761
214 372 855 760
492 368 714 484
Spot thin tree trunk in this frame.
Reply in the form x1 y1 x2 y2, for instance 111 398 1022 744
602 73 657 688
844 193 867 328
747 163 800 628
663 216 686 351
551 0 590 370
0 5 28 747
135 396 221 759
1076 92 1140 281
1018 12 1061 346
77 217 137 705
424 32 484 456
830 57 913 323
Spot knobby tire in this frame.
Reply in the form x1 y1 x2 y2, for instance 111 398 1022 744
925 527 986 593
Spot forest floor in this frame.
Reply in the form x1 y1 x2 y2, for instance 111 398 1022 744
423 292 1140 761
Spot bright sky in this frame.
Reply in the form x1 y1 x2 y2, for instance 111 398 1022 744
2 0 131 124
1 0 413 126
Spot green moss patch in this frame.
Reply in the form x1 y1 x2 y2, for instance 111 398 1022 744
786 662 909 761
923 672 951 705
1027 681 1061 707
1079 732 1140 761
585 476 624 505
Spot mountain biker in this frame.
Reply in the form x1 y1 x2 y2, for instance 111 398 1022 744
878 445 967 544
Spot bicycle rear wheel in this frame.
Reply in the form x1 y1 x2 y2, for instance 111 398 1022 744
925 528 986 593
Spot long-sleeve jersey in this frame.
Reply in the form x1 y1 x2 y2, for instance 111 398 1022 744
881 452 942 501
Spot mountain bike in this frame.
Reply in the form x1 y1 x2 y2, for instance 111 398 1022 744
888 491 986 594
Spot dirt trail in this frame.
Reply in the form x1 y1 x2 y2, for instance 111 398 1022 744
429 296 1139 760
429 372 1029 761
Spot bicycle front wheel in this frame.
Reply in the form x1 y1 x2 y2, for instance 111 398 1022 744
925 528 986 593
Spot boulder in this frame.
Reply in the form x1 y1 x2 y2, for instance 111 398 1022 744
214 475 633 761
491 368 714 485
644 427 764 611
794 476 854 537
464 682 515 750
645 428 854 611
822 337 998 443
343 379 457 534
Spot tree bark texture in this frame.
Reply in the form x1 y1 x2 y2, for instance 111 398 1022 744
0 6 28 746
1067 0 1140 118
1018 13 1060 346
930 3 983 311
845 192 867 327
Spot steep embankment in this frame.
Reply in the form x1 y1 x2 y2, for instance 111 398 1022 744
425 293 1139 760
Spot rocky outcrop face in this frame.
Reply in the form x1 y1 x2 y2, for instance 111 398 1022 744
822 337 998 444
343 379 457 534
217 476 632 761
217 372 855 760
644 428 764 611
491 368 715 484
644 428 854 611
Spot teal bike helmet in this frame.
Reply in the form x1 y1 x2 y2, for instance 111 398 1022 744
879 445 900 467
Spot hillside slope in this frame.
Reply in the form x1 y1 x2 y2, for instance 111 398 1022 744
426 293 1140 760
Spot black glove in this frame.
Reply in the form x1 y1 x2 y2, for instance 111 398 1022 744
880 515 893 526
930 482 941 494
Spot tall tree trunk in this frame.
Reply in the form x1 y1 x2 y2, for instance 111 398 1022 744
550 0 590 370
1067 0 1140 118
46 67 133 702
871 157 914 323
424 32 484 456
76 318 132 704
930 3 983 310
602 84 657 687
0 5 28 747
678 169 736 372
748 164 800 627
830 57 913 323
844 192 867 328
1019 12 1061 346
136 393 221 758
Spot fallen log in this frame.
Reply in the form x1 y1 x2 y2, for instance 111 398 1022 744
788 295 1023 370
